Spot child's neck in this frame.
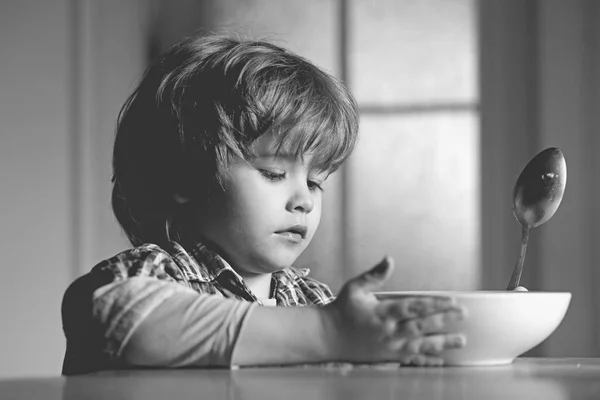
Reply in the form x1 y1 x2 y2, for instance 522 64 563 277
197 238 274 298
239 272 273 299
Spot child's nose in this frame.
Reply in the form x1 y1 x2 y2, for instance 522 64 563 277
287 184 314 214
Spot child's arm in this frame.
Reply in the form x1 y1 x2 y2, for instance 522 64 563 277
119 257 466 367
233 257 466 365
61 246 256 374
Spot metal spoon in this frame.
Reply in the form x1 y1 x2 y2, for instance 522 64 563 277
506 147 567 290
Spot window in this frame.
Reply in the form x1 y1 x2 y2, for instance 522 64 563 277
342 0 480 290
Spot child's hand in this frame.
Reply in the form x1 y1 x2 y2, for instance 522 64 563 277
322 257 467 366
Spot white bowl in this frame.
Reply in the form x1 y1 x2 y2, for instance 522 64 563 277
374 291 571 366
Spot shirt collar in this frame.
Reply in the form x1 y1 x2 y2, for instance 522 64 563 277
167 240 311 284
273 265 311 285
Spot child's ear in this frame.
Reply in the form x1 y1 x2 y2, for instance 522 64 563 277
172 193 190 204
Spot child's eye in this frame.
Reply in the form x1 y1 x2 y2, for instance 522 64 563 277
308 180 324 192
259 169 286 181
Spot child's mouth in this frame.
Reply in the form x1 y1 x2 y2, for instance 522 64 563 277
276 231 304 243
275 225 307 243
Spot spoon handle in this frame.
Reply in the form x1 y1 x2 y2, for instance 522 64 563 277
506 226 530 290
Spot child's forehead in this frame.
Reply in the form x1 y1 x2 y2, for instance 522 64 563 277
248 132 328 172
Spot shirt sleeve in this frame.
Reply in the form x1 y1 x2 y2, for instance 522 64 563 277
112 277 256 367
61 247 256 375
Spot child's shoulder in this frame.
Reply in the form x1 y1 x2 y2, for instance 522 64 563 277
89 243 185 282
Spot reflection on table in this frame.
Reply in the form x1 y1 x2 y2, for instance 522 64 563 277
2 358 600 400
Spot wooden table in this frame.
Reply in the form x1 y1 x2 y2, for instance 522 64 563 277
2 358 600 399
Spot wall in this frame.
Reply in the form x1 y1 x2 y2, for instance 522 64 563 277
0 0 73 378
0 0 148 378
536 0 599 357
72 0 150 273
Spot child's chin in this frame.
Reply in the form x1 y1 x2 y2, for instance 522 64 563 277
265 254 301 271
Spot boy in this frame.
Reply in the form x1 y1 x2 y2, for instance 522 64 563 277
61 33 466 375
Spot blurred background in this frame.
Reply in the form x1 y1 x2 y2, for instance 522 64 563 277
1 0 599 378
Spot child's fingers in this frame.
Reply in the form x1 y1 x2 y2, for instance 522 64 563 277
343 256 395 295
392 334 467 359
398 354 445 367
398 307 467 337
418 334 466 355
376 296 459 321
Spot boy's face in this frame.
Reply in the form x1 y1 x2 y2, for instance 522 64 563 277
196 133 327 275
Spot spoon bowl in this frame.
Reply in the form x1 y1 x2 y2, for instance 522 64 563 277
513 147 567 228
506 148 567 290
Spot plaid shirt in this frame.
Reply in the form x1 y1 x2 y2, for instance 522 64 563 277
62 241 335 374
93 241 335 306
